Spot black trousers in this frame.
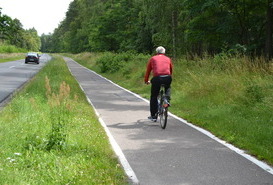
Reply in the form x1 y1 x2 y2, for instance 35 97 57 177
150 75 172 116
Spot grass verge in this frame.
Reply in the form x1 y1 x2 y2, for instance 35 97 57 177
0 43 27 54
0 53 25 63
67 52 273 166
0 55 127 184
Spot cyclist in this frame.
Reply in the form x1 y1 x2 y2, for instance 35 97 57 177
144 46 173 121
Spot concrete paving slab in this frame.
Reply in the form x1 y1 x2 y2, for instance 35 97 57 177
64 57 273 185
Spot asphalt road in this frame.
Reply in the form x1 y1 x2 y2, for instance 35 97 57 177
65 57 273 185
0 54 52 108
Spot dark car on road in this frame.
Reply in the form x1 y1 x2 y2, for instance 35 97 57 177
25 53 40 64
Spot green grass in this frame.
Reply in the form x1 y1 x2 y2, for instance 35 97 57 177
0 55 127 184
171 57 273 162
0 53 25 63
0 43 27 54
68 52 273 165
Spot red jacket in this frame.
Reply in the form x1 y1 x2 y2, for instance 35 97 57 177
144 54 173 83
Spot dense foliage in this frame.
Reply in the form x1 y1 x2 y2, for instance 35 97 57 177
0 8 41 52
42 0 273 59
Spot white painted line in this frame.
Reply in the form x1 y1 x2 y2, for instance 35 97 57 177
87 69 149 103
66 59 139 184
169 113 273 175
72 60 273 175
81 85 139 185
9 66 15 68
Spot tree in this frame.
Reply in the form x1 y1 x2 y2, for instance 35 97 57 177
0 9 14 41
44 0 273 61
1 7 41 51
265 0 273 60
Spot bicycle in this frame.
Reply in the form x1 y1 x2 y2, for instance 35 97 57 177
157 84 169 129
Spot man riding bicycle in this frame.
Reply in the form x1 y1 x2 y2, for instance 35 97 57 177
144 46 173 121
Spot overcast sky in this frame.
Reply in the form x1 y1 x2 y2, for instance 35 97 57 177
0 0 74 35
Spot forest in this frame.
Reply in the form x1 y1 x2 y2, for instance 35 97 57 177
0 8 40 51
40 0 273 59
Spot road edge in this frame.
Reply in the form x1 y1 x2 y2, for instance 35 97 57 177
65 58 139 185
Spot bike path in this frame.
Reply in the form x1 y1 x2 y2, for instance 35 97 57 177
64 57 273 185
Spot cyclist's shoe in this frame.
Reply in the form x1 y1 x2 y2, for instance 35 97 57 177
148 116 157 122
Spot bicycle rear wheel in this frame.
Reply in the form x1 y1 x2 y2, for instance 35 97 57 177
159 106 168 129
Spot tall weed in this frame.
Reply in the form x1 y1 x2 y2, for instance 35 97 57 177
45 77 72 151
22 77 73 152
0 56 127 184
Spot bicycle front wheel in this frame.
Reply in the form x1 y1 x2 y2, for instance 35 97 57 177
159 107 168 129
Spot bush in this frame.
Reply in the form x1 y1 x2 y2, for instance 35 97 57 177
96 52 134 73
0 43 27 53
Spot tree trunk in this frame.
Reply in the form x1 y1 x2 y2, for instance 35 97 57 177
171 10 177 58
265 0 273 60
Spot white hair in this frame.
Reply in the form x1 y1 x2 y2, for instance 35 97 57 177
156 46 166 54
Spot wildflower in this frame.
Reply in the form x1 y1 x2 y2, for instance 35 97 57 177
6 157 16 163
